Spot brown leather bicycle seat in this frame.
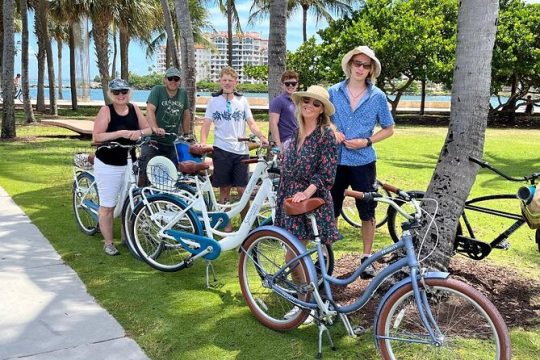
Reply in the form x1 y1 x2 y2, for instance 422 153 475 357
284 197 325 216
189 145 213 156
178 161 209 174
241 157 259 164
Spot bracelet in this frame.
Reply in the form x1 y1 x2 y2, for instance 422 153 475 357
366 137 372 147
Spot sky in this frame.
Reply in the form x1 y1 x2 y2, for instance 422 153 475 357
14 0 327 81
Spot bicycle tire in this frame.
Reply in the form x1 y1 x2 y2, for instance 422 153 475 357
238 229 314 331
121 190 143 260
376 277 511 360
72 172 100 235
130 194 201 272
340 187 392 229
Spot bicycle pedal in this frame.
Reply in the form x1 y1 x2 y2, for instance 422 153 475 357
494 240 510 250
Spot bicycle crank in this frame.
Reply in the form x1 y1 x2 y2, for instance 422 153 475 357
454 235 492 260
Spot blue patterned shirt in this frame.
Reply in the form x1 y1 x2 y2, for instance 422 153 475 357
328 80 394 166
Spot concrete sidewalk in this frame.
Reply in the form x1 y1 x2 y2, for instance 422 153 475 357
0 186 149 360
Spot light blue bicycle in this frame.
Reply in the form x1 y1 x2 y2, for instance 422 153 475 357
238 190 511 359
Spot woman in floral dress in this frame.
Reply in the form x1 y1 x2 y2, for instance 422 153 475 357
275 85 339 246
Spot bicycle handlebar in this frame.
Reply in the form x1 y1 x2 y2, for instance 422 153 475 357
469 156 538 183
345 189 420 221
92 136 153 149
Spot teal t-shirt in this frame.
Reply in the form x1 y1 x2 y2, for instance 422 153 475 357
147 85 189 145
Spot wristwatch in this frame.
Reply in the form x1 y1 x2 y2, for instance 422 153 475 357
366 137 372 147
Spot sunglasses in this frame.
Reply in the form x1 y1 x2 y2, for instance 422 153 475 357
226 100 232 113
350 60 372 70
111 89 129 95
284 81 298 87
302 97 323 108
167 76 180 82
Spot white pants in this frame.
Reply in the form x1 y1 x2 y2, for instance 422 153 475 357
94 157 126 207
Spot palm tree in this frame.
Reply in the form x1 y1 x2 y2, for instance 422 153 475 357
175 0 197 131
20 0 35 122
160 0 180 68
88 0 114 101
49 22 69 100
2 0 16 139
250 0 355 43
421 0 499 271
213 0 242 66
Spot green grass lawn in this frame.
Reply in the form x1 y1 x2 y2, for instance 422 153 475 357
1 120 539 359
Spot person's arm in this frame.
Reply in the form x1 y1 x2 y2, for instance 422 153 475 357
268 112 281 146
246 118 269 146
199 118 213 145
92 106 133 143
181 109 192 134
133 104 152 136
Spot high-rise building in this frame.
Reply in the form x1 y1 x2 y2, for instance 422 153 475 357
156 32 268 84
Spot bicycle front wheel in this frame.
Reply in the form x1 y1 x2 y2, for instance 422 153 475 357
239 229 315 331
131 195 200 272
376 277 511 360
72 172 99 235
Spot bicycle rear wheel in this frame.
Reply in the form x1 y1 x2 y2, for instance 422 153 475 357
239 229 315 331
72 172 99 235
340 187 391 229
130 194 200 272
376 277 511 360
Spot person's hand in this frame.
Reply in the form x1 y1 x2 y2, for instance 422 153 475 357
196 142 206 147
343 138 369 149
291 191 309 203
128 130 141 141
153 127 166 136
260 136 269 147
118 130 131 139
335 131 346 144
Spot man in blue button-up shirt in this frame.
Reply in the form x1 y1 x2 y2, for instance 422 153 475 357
329 46 394 278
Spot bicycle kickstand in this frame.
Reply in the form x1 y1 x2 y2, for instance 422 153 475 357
205 260 218 288
316 321 336 359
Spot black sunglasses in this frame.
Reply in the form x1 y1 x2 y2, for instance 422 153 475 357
302 97 323 108
284 81 298 87
167 76 180 82
111 89 129 95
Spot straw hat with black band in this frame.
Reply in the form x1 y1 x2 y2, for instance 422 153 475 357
291 85 335 117
341 46 382 82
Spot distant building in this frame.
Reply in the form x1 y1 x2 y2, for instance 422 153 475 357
156 32 268 84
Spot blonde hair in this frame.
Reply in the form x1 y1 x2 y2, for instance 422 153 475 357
220 66 238 79
295 102 336 148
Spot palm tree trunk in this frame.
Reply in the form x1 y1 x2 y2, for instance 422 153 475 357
34 5 46 112
119 27 130 80
1 0 16 139
0 3 4 80
161 0 179 68
268 0 287 101
111 29 117 79
40 0 57 116
421 0 499 271
175 0 197 132
91 14 112 103
57 39 63 100
302 6 308 43
227 0 233 66
69 24 78 111
20 0 35 123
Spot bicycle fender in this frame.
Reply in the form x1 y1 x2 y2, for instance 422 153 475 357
242 225 319 284
373 271 449 349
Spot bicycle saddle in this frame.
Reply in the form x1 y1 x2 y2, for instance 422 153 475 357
284 197 325 216
177 161 209 174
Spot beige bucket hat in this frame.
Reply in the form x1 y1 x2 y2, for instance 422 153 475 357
291 85 335 117
341 46 381 80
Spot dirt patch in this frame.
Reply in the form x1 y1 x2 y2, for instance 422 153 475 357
332 253 540 329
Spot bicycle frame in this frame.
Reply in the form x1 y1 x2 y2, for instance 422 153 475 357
259 197 447 346
145 156 277 255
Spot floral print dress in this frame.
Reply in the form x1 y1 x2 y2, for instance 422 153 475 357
275 126 340 245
